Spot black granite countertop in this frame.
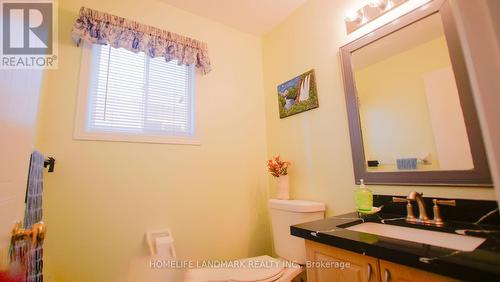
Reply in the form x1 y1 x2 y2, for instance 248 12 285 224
291 196 500 282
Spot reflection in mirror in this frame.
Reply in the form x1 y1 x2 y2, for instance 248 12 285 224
351 13 473 172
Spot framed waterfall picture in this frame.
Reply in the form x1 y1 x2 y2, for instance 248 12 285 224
277 69 319 118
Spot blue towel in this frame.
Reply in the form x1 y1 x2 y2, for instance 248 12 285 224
397 158 417 170
25 151 44 282
24 151 44 228
10 151 45 282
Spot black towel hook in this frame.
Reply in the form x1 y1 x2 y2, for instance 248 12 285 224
44 157 55 172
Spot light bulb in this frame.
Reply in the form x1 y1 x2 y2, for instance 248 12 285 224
367 0 388 10
367 0 381 7
386 0 395 10
344 9 363 22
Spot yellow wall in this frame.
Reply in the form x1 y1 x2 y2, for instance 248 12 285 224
35 0 270 281
355 37 451 171
262 0 496 218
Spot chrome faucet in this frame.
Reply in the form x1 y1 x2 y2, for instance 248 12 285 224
406 192 430 223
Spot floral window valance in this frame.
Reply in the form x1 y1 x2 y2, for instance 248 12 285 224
71 7 212 74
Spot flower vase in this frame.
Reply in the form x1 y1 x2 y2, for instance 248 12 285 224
276 174 290 200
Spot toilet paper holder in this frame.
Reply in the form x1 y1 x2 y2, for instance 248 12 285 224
145 229 176 258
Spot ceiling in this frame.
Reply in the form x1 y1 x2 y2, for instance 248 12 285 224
159 0 308 36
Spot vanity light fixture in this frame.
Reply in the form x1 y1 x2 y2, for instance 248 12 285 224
344 0 408 34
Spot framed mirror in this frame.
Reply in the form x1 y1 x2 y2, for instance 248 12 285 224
340 0 492 186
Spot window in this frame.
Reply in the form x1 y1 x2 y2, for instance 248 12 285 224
75 43 198 144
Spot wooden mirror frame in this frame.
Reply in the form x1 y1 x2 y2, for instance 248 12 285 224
340 0 492 186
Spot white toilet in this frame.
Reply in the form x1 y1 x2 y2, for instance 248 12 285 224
186 199 325 282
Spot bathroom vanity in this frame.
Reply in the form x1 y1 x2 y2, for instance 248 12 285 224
326 2 500 279
304 240 455 282
291 196 500 281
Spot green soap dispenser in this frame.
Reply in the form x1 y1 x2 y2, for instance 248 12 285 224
355 179 373 212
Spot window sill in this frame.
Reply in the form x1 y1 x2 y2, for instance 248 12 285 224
73 131 201 145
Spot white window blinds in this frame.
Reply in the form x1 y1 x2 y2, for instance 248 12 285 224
86 44 195 138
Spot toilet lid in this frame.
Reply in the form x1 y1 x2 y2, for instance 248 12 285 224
186 255 285 282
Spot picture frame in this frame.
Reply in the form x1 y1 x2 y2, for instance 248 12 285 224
277 69 319 118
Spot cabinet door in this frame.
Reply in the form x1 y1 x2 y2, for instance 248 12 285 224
379 260 457 282
305 240 381 282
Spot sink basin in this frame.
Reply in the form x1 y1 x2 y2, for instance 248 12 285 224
346 222 486 252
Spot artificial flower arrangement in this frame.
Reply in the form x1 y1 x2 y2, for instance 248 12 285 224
267 155 291 177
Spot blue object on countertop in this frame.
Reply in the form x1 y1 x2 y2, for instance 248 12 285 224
397 158 417 170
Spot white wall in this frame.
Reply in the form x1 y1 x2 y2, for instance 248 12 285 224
423 66 473 170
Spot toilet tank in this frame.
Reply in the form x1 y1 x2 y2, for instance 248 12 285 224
268 199 325 265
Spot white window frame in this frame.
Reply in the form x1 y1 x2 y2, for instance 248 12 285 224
74 43 200 145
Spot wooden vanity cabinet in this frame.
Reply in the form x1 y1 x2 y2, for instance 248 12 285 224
305 240 457 282
305 240 381 282
379 260 456 282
